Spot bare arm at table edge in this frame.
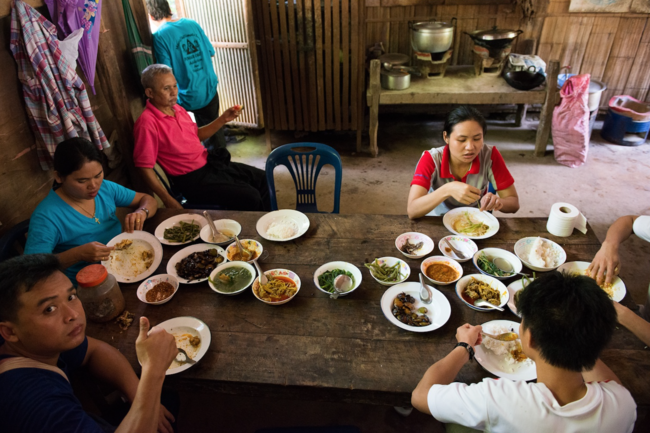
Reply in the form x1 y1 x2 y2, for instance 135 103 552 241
581 359 622 386
411 324 482 414
407 183 481 220
196 106 242 142
494 183 519 214
112 317 178 433
138 167 183 209
588 216 639 285
614 301 650 347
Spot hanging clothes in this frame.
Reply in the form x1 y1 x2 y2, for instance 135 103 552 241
44 0 102 94
122 0 153 77
10 0 108 170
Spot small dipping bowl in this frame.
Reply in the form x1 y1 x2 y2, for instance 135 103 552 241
208 261 256 296
137 274 179 305
200 219 242 245
420 256 463 286
438 235 478 263
394 232 434 259
251 269 301 305
226 239 263 263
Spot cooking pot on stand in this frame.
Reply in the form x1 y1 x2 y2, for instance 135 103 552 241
503 65 546 91
380 64 423 90
410 19 456 53
465 27 523 50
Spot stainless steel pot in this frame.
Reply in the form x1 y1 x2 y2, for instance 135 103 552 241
410 19 456 53
381 68 410 90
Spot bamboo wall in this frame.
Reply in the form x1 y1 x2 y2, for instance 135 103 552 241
365 0 650 107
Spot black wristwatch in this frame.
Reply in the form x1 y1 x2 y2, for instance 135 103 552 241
455 342 475 362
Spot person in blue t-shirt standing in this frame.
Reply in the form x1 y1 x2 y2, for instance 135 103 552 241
146 0 227 155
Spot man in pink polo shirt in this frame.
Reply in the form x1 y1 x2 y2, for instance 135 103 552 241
133 64 270 210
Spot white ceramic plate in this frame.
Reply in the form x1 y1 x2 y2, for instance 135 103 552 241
438 235 478 263
557 261 626 302
443 207 500 240
514 237 566 272
156 316 211 375
208 261 256 296
472 248 523 281
455 274 509 312
167 243 227 284
154 214 207 246
506 277 534 317
474 319 537 381
102 231 162 283
394 232 435 259
256 210 310 242
199 219 242 245
313 261 363 297
380 282 451 333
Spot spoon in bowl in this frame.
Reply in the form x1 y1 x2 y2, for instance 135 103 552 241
443 238 467 260
202 211 230 243
492 257 528 278
253 260 268 285
419 273 433 305
234 235 252 262
474 298 504 311
329 274 353 299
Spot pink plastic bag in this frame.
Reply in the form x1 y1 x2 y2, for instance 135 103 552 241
552 74 590 168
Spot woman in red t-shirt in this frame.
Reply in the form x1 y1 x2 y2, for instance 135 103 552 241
407 106 520 219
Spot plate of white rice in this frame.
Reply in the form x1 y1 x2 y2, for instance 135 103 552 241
256 210 310 242
514 237 566 272
474 320 536 381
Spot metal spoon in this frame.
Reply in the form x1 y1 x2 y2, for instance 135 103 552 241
482 331 519 342
202 211 230 243
419 273 432 305
443 238 467 260
253 260 268 285
492 257 528 278
176 348 197 365
474 298 504 311
234 235 252 262
328 274 353 299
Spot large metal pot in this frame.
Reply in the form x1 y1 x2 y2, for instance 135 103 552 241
410 19 456 53
465 27 523 50
381 68 411 90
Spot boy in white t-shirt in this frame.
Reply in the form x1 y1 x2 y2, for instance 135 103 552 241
411 272 637 433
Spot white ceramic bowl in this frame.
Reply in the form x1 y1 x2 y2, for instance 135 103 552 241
136 274 179 305
208 261 256 296
472 248 523 281
313 261 363 297
199 219 242 245
438 235 478 263
514 237 567 272
366 257 410 286
420 256 463 286
455 274 509 311
251 269 301 305
225 239 263 263
394 232 435 259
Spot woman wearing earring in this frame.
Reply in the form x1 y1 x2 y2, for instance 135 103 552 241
407 106 520 219
25 138 158 284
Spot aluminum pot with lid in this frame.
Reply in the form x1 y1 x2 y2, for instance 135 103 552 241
381 68 411 90
410 18 456 53
465 26 523 49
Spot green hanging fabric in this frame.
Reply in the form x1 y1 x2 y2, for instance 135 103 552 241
122 0 153 76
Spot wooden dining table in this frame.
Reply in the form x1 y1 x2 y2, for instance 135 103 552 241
86 209 650 411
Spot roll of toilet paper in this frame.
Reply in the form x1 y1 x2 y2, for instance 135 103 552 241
547 203 588 237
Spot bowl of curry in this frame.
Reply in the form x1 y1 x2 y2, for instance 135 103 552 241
420 256 463 286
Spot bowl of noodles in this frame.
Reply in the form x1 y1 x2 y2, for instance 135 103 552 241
251 269 301 305
443 207 500 240
455 274 509 311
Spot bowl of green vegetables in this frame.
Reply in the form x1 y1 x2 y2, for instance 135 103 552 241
472 248 523 281
314 261 363 297
365 257 410 286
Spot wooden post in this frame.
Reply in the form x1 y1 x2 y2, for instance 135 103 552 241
368 59 381 157
515 104 528 127
535 59 560 157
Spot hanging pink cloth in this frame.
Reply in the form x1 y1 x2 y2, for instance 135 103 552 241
10 0 108 170
552 74 591 168
44 0 102 93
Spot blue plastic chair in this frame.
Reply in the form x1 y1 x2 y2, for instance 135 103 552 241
265 143 342 213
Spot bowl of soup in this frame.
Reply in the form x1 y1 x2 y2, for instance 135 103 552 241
251 269 301 305
208 261 256 296
225 239 263 263
420 256 463 286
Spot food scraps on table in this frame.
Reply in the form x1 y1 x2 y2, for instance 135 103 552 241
208 266 252 293
146 282 175 302
115 310 135 332
176 249 224 281
318 269 355 293
400 238 423 255
425 262 459 282
164 220 200 243
254 276 298 302
463 277 501 306
454 212 490 237
365 259 405 283
392 292 431 327
477 252 513 277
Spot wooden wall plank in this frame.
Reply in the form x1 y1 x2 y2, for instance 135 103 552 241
314 0 326 130
324 0 334 129
561 16 594 73
537 16 570 63
260 0 281 128
333 0 342 130
342 0 351 129
350 0 360 129
625 18 650 101
287 0 304 130
268 0 288 129
389 7 403 53
581 17 620 81
304 0 319 131
277 0 295 129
